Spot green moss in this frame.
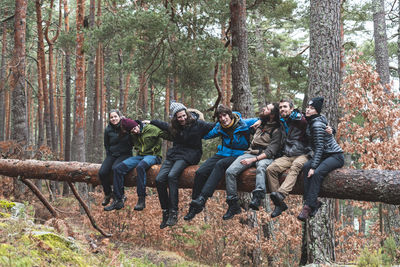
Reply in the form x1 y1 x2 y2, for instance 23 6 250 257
0 200 15 210
0 212 10 218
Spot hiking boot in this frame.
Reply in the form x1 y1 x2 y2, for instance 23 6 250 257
223 199 241 220
166 210 178 226
160 209 169 229
270 202 288 218
101 193 113 206
310 201 322 218
134 196 146 211
249 191 265 210
190 195 207 209
184 205 203 221
104 199 124 211
297 205 312 222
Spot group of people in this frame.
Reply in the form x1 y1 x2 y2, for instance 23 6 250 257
98 97 344 229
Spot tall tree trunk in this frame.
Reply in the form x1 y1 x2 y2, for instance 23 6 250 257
86 0 96 163
72 0 88 203
301 0 341 264
62 0 72 196
373 0 390 89
35 0 51 148
10 0 28 144
10 0 28 198
58 54 64 158
0 17 7 141
229 0 254 118
44 0 61 153
254 13 267 110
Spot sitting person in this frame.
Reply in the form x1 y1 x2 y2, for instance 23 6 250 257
150 102 215 228
223 103 281 218
104 118 167 211
265 99 309 218
98 109 133 207
297 97 344 221
185 104 258 221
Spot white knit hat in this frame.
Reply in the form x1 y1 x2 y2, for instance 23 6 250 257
170 101 187 117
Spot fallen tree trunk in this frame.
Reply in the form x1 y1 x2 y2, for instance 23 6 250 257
0 159 399 204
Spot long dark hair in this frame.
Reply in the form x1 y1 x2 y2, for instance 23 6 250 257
169 109 195 137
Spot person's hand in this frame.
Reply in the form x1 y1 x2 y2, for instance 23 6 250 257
251 120 261 129
142 120 150 124
240 158 256 165
326 125 333 135
307 169 315 178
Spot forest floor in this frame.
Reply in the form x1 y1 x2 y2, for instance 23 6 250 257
0 177 207 266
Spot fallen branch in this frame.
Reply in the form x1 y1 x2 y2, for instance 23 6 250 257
68 182 112 238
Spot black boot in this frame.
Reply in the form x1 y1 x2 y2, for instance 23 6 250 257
101 193 113 206
184 205 203 221
134 196 146 211
104 198 124 211
223 199 241 220
190 195 207 209
310 201 322 218
160 209 169 229
270 192 287 218
166 210 178 226
297 205 312 222
249 191 265 210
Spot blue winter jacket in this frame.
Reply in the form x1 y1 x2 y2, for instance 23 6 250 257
203 112 258 157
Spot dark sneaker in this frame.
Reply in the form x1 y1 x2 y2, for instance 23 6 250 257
160 210 169 229
104 199 124 211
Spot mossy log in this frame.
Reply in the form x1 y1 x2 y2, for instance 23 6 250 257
0 159 400 205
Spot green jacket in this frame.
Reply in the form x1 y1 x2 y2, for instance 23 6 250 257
131 124 167 157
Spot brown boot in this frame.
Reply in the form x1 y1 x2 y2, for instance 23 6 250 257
297 205 312 222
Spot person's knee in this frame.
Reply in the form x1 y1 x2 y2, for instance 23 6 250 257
136 161 150 172
113 162 127 174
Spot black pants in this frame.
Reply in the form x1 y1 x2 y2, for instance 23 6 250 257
302 153 344 208
156 159 189 211
98 155 131 196
192 154 236 199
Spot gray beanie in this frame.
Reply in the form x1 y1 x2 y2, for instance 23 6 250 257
170 101 187 117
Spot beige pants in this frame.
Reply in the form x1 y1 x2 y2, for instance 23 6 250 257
266 154 308 196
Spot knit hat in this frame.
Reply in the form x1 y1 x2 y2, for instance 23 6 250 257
170 101 187 117
121 118 138 131
308 97 324 114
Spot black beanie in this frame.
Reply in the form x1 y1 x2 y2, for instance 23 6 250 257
308 97 324 114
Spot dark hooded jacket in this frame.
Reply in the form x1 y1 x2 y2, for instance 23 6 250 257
150 111 215 165
306 114 343 169
103 121 133 157
279 109 308 157
247 120 282 158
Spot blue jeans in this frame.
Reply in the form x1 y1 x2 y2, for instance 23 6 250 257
113 155 161 200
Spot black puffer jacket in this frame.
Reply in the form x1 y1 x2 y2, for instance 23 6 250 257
104 122 133 157
280 109 308 157
151 112 214 165
306 114 343 169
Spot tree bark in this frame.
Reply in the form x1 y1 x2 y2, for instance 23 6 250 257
10 0 28 144
373 0 390 88
229 0 254 118
72 0 88 201
302 0 341 265
0 159 400 205
0 16 7 141
35 0 51 148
